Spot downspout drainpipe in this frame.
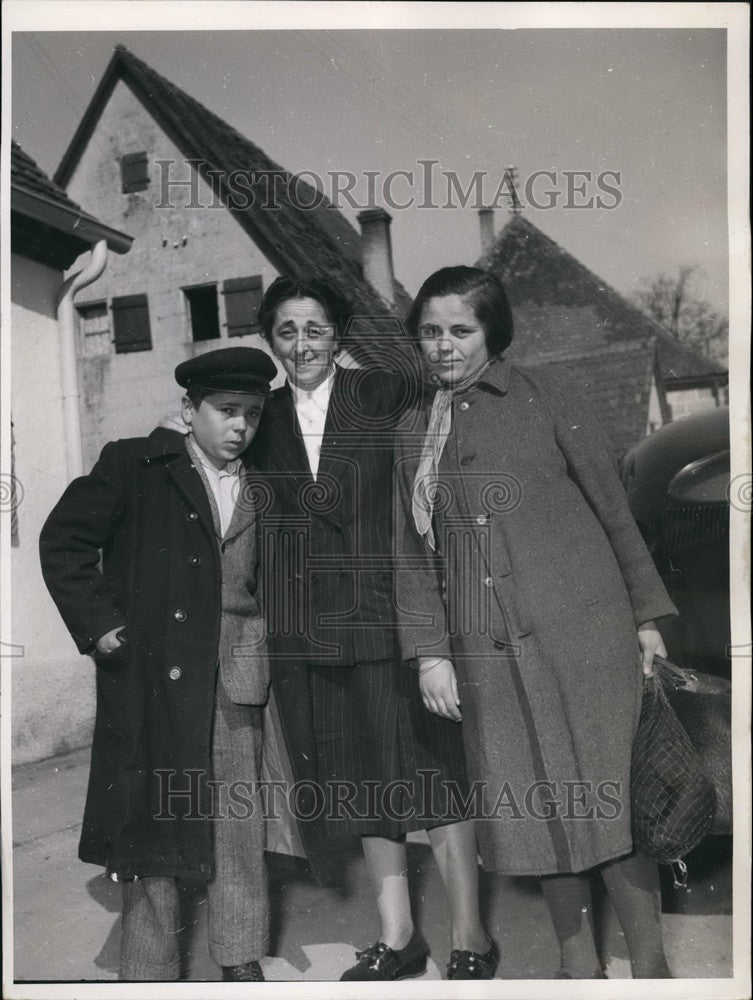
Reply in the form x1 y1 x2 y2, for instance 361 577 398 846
55 239 108 480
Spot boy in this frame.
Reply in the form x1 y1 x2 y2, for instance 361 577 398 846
39 347 277 981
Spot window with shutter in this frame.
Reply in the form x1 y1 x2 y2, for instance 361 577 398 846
222 276 263 337
121 152 150 193
111 294 153 353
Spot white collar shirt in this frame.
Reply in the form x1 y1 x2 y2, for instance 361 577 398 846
189 437 242 536
289 367 336 480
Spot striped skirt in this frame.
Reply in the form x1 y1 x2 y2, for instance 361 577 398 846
308 657 470 839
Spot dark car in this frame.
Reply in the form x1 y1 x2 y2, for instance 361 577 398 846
621 406 730 677
621 407 731 833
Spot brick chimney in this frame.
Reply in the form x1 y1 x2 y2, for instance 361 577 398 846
479 208 495 253
357 207 395 306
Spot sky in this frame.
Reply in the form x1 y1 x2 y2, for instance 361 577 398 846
10 25 729 311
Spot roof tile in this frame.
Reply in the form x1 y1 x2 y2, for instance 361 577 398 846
11 140 84 214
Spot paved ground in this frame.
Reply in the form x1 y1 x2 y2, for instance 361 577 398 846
9 746 734 989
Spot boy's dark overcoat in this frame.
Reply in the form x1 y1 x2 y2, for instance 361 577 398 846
39 427 271 881
395 358 678 875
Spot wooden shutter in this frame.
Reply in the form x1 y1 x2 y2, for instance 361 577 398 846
111 294 153 353
121 152 149 193
222 276 263 337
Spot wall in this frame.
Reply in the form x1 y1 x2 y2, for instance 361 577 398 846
646 376 664 434
667 386 721 422
10 253 96 764
64 79 281 468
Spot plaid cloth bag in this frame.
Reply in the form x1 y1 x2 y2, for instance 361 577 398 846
630 659 717 875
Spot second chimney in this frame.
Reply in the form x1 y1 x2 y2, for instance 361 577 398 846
478 208 495 254
357 208 395 306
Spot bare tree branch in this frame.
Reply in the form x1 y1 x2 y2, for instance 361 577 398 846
632 266 728 362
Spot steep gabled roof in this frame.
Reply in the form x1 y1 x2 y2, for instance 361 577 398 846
54 45 412 350
11 140 132 268
479 214 727 383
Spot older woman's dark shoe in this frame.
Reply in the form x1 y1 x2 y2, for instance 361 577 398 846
446 941 498 980
340 929 429 981
222 961 265 981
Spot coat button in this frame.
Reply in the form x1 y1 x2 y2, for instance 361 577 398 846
483 577 494 588
173 609 187 622
187 511 198 522
459 401 470 411
188 556 201 567
310 574 319 584
476 514 488 525
168 666 182 681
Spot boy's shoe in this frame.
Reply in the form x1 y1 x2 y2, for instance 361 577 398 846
340 929 429 981
446 940 498 980
222 961 265 981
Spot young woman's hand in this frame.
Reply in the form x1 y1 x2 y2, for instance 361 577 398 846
418 657 462 721
637 621 667 675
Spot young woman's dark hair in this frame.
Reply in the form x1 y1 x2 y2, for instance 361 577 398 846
258 276 353 343
406 265 514 355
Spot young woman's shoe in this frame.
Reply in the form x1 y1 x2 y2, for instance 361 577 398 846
221 961 265 981
340 929 429 981
447 941 498 980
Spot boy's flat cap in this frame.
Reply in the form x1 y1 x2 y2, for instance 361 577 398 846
175 347 277 395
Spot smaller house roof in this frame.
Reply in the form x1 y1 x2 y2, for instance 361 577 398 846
479 214 727 384
11 140 132 269
652 328 728 386
13 139 85 212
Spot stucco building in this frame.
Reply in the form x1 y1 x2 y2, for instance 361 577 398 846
53 45 411 470
9 140 132 763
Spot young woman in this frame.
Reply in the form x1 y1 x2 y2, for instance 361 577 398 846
395 265 677 979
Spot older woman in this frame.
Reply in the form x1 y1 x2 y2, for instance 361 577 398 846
395 265 678 979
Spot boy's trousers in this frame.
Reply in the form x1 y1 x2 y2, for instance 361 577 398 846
120 678 269 981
